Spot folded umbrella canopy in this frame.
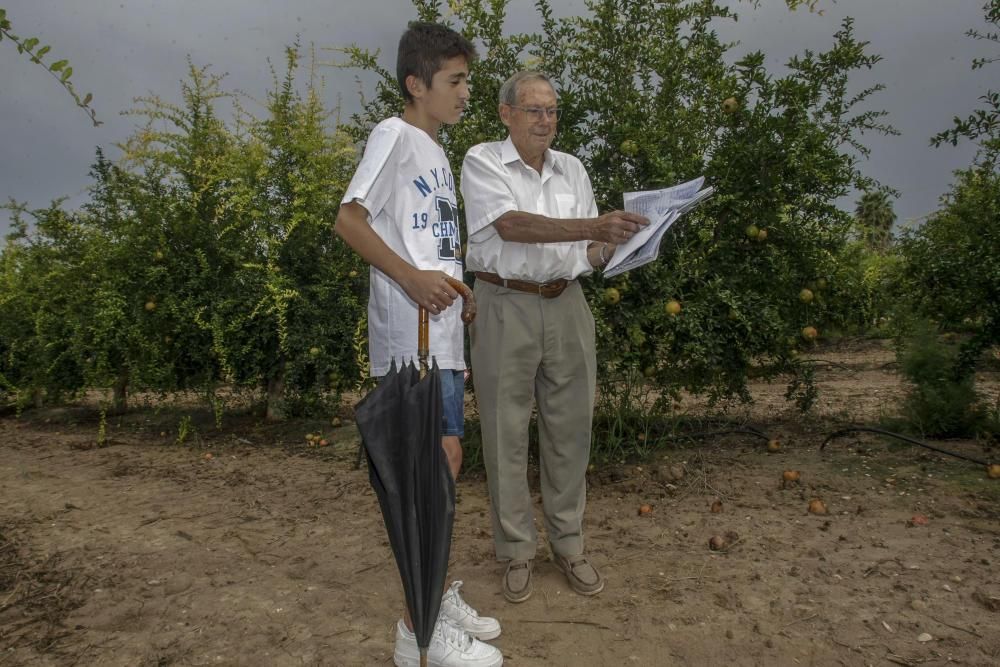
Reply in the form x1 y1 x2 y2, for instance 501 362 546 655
354 277 475 667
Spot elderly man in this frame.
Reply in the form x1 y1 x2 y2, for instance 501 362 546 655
460 70 648 603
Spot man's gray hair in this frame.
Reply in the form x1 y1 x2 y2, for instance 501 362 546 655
498 70 557 106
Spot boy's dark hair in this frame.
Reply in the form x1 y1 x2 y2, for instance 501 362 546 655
397 21 477 103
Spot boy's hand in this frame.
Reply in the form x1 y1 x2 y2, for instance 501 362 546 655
400 269 460 315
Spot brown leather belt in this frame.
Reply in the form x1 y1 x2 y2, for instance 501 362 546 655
474 271 570 298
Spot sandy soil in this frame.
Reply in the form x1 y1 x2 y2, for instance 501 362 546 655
2 339 999 667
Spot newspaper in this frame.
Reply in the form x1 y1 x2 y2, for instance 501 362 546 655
603 177 714 278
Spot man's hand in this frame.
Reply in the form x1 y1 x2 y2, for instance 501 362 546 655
590 211 649 245
399 268 461 315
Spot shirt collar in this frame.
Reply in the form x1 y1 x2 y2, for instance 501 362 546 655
500 136 564 178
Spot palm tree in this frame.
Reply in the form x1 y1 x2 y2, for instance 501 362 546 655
854 191 896 252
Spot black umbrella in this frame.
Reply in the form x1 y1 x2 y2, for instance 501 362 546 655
355 277 475 667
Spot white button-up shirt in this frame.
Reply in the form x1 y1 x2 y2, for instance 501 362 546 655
460 136 599 283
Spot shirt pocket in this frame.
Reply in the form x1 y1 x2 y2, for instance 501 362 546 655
555 193 577 218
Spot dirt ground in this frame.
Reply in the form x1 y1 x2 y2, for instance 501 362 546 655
2 339 1000 667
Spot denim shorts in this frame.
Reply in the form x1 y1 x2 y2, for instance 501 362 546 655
374 369 465 438
439 369 465 438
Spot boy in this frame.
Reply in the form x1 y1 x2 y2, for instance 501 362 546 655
335 21 503 667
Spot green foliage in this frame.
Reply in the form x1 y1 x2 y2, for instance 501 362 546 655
591 365 670 462
246 47 367 415
893 320 990 438
745 0 827 11
84 63 241 409
564 8 893 408
931 0 999 167
828 187 902 336
891 0 1000 442
343 0 893 418
175 414 194 445
853 190 896 252
895 166 1000 377
0 7 100 125
96 406 108 446
114 49 365 417
823 239 900 335
0 46 362 418
0 203 89 408
1 1 897 441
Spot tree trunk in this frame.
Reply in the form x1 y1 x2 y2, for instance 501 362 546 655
112 368 129 414
266 361 286 422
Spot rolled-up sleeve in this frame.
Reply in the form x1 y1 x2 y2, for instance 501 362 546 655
461 144 517 240
341 123 400 221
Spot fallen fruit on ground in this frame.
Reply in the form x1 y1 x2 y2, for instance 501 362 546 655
782 469 801 484
808 498 828 515
711 499 723 513
638 503 653 516
708 535 727 550
987 464 1000 479
767 439 781 453
908 514 929 527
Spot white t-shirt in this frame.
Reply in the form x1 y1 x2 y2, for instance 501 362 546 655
460 136 598 282
342 117 465 375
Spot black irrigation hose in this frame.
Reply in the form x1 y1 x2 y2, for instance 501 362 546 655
821 426 990 467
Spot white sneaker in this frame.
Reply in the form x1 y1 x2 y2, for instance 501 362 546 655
393 617 503 667
440 580 502 640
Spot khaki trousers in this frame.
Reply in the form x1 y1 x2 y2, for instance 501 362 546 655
470 279 596 561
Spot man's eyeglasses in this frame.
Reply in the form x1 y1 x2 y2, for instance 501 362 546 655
508 105 562 121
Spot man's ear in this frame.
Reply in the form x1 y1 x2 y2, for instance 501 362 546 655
498 103 512 128
406 74 425 100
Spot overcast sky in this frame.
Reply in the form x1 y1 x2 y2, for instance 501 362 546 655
1 0 993 235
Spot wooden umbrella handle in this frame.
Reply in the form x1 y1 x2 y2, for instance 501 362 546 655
418 306 430 364
418 276 477 369
445 276 477 325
